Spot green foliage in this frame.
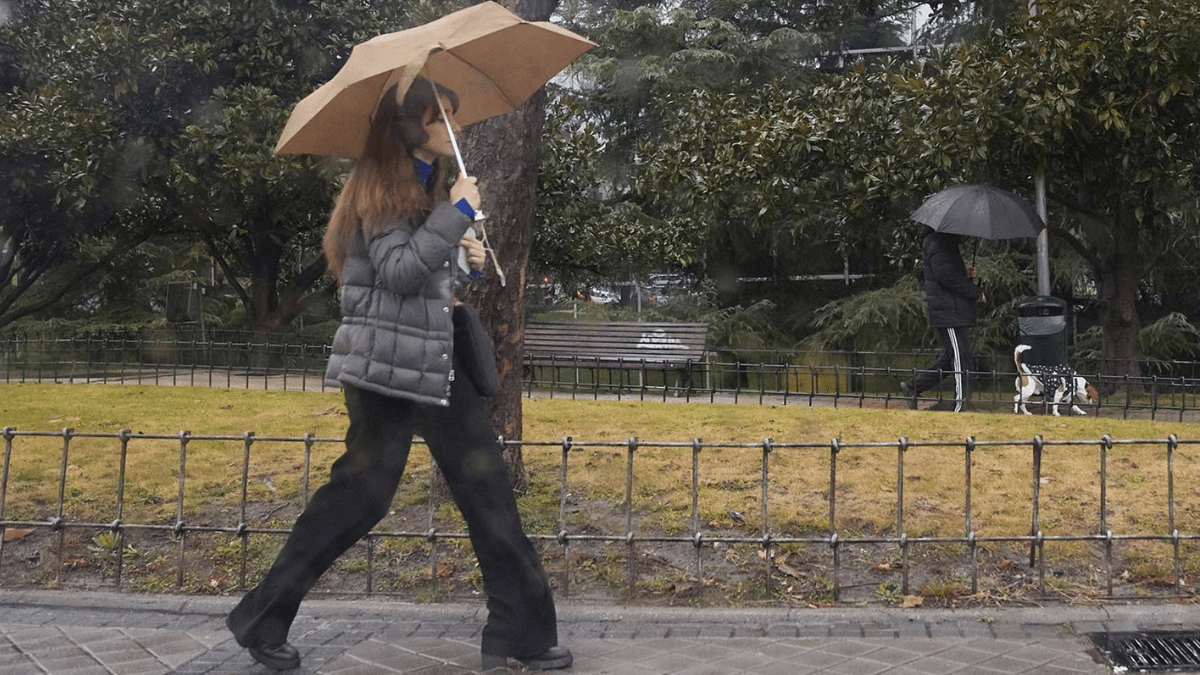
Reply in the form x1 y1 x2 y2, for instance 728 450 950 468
0 0 412 332
805 276 927 351
1074 312 1200 374
701 299 795 359
538 0 911 289
625 0 1200 364
536 92 698 283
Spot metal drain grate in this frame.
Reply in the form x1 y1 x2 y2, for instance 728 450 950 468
1091 632 1200 672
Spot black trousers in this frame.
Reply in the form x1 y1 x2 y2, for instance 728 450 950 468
912 326 973 412
227 366 557 659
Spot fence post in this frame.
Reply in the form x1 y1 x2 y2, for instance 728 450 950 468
1168 434 1181 593
301 432 315 508
1029 435 1043 569
176 430 193 589
1099 434 1113 596
52 427 75 584
829 438 841 601
625 436 638 598
0 427 15 577
897 437 909 595
691 438 703 578
557 436 572 597
761 438 773 589
113 429 131 590
236 431 252 590
965 436 977 594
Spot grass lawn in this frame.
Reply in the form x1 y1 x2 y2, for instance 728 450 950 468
1 383 1197 605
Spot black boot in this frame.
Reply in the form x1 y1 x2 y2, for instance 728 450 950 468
899 381 918 410
482 645 573 671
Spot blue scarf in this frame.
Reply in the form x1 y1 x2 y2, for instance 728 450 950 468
414 158 436 188
414 158 475 220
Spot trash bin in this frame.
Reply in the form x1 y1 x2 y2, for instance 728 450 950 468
1016 296 1068 367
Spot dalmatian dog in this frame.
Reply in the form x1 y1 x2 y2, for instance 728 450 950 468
1013 344 1099 416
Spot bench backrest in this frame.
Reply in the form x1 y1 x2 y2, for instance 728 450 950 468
524 320 708 365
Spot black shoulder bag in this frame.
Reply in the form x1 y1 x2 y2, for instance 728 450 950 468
452 303 498 397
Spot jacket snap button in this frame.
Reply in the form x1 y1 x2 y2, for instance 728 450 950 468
443 261 449 267
442 353 449 359
443 306 450 313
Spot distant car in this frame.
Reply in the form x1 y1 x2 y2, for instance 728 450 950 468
645 273 697 302
588 286 620 305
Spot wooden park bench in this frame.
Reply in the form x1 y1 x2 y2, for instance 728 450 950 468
523 320 709 399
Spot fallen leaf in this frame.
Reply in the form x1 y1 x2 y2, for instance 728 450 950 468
62 555 92 569
777 561 805 579
3 528 34 543
901 595 924 608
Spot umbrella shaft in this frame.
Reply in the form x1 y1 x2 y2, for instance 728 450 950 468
431 78 484 222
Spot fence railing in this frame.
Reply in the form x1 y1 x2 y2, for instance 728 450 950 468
523 356 1200 421
0 332 333 391
3 332 1199 419
1 426 1198 606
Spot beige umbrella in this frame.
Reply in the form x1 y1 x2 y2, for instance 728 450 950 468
274 1 595 160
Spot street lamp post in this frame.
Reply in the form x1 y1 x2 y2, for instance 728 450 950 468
1029 0 1051 296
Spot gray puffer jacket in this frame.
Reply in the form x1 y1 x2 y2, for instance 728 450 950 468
324 201 473 406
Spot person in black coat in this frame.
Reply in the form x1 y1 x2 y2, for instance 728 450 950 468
901 226 986 412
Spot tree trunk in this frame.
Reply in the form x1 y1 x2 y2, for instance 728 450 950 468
1096 202 1142 387
455 0 560 490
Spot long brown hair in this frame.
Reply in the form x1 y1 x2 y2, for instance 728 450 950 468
323 76 460 282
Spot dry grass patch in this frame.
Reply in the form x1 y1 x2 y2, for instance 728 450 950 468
1 384 1197 604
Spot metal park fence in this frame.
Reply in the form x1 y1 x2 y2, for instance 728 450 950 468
523 351 1200 421
1 427 1199 606
0 330 333 391
2 331 1199 420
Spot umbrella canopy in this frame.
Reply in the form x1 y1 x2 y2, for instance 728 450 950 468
275 1 594 159
910 184 1045 240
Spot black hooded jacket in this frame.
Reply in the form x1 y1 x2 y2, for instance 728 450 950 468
921 228 982 328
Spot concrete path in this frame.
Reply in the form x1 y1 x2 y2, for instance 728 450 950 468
5 589 1193 674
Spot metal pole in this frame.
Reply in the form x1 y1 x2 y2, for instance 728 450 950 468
1030 0 1051 296
1035 173 1050 295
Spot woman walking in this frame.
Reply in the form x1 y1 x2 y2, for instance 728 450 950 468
226 77 571 672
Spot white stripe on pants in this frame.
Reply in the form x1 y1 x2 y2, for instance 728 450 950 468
947 327 964 412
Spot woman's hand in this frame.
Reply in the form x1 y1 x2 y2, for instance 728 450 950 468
450 175 481 210
459 233 486 271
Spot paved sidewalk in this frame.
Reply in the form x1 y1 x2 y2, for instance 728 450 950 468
4 589 1195 674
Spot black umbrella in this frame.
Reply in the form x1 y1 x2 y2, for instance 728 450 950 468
910 184 1045 240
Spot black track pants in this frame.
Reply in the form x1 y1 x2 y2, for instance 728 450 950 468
227 366 557 659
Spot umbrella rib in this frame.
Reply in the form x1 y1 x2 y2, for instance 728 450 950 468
434 48 520 110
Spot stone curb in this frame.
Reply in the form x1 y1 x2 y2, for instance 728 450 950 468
5 588 1199 633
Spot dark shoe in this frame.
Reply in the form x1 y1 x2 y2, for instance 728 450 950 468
899 381 917 410
248 643 301 671
482 645 573 671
